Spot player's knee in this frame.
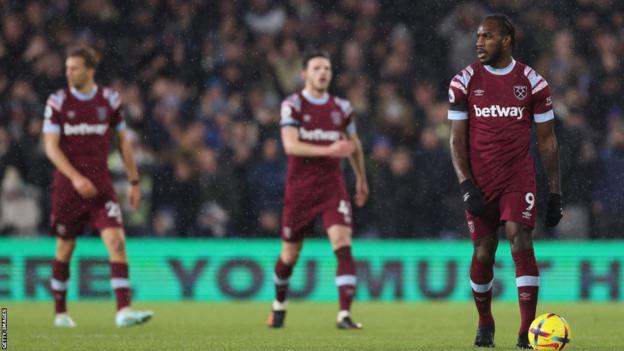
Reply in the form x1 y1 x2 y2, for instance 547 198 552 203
106 235 127 254
510 236 533 252
56 239 76 260
508 226 533 252
329 230 352 249
332 237 351 250
280 246 301 265
281 250 300 265
474 249 495 265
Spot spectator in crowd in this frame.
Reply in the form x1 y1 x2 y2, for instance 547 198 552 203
593 119 624 238
0 0 623 238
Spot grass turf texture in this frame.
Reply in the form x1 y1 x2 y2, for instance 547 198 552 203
5 302 623 350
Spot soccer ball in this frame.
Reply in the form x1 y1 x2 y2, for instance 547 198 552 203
528 313 571 350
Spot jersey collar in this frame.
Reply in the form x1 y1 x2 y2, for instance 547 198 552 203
70 85 98 101
483 58 516 76
302 89 329 105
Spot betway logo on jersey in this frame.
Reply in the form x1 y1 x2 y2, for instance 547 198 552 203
299 127 341 141
473 105 526 120
63 123 109 135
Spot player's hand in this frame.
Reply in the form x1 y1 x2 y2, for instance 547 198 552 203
128 183 142 209
327 140 355 158
71 175 98 199
354 178 369 207
545 193 563 227
460 179 485 216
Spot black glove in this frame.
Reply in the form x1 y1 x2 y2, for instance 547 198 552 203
460 179 485 216
545 193 563 227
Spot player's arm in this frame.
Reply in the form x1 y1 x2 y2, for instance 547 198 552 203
43 132 97 198
281 126 353 158
536 119 562 226
345 130 369 207
448 77 484 216
532 76 563 227
449 120 472 183
536 120 561 194
449 120 483 215
116 129 141 209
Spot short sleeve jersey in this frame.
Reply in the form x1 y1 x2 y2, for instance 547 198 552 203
447 60 554 199
43 86 125 191
279 91 356 203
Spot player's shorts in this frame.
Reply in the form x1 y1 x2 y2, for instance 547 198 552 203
281 194 353 242
465 190 537 240
50 189 123 239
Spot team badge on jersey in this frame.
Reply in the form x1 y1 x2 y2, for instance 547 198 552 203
513 85 528 100
331 111 342 126
97 107 108 121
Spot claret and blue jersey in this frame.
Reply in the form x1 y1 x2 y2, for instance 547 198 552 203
448 59 554 201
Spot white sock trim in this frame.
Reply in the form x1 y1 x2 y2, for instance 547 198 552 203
516 275 540 287
51 279 68 291
111 278 130 289
335 275 356 286
470 279 493 293
273 273 290 286
272 300 287 311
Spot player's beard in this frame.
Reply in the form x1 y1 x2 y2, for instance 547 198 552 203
482 42 504 66
68 73 90 91
69 79 83 90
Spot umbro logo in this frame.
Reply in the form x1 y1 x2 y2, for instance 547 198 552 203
474 89 485 97
519 292 532 300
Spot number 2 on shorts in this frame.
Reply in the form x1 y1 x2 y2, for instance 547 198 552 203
338 200 351 223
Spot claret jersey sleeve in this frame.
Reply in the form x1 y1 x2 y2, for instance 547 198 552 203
447 65 474 121
43 90 66 134
280 94 302 128
522 66 554 123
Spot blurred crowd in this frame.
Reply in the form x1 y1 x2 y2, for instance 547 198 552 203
1 0 623 239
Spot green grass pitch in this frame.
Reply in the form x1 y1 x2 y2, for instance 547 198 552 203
4 301 624 350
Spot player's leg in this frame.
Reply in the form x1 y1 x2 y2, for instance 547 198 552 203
100 226 153 327
466 203 500 347
268 239 304 328
500 191 539 349
52 237 77 327
471 235 497 327
505 221 538 349
101 228 130 309
327 224 361 329
268 201 313 328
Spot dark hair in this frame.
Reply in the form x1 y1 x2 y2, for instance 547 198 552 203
484 14 516 48
66 46 100 68
302 50 331 68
